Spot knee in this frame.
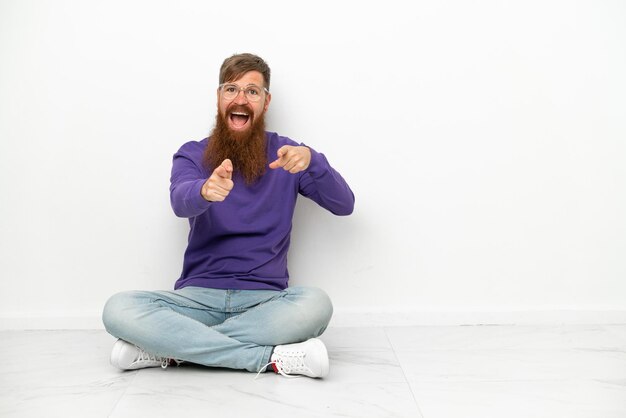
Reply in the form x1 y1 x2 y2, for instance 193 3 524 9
291 287 334 334
309 287 334 324
101 291 140 337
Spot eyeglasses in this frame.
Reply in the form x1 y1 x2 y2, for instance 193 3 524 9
219 83 269 102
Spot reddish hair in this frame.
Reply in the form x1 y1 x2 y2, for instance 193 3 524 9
219 53 271 90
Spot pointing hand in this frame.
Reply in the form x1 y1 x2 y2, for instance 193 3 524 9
201 159 234 202
269 146 311 174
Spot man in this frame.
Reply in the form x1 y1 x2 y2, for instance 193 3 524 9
102 53 354 378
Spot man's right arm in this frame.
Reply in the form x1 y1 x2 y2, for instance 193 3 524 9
170 148 234 218
169 151 212 218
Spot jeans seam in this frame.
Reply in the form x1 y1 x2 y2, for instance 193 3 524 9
152 296 221 313
215 292 285 327
225 290 231 312
258 345 274 372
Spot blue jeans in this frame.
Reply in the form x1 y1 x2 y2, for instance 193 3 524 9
102 286 333 372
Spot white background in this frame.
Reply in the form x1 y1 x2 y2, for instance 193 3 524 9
1 0 625 328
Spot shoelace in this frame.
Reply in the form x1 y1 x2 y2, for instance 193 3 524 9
135 349 180 369
255 350 313 379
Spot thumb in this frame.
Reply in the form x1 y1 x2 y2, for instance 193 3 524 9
269 146 288 169
276 146 289 158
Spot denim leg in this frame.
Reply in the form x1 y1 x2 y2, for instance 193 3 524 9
102 288 273 372
101 286 333 372
214 286 334 347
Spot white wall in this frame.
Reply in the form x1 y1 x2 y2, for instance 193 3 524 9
1 0 625 328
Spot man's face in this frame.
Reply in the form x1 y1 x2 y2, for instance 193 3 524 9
217 70 271 136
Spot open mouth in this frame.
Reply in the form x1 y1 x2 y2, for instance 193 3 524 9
229 110 251 130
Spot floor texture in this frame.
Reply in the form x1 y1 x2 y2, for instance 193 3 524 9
1 325 626 417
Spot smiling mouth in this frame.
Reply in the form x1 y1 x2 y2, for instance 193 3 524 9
229 111 251 130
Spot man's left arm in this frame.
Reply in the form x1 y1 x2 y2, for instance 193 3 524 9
269 145 355 215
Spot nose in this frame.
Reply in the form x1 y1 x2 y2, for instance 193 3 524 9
233 88 249 104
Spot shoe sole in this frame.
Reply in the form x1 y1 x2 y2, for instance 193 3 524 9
110 339 167 370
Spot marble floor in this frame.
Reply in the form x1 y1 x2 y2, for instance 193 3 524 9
1 325 626 417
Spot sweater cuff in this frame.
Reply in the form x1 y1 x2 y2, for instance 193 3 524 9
188 178 212 212
302 143 327 178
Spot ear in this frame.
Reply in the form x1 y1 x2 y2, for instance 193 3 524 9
263 92 272 113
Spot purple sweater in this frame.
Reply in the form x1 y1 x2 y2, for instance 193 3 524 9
169 132 355 291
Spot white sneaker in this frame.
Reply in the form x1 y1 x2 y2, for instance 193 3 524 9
110 339 177 370
261 338 330 378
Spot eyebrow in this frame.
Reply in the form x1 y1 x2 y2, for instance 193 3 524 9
224 83 261 88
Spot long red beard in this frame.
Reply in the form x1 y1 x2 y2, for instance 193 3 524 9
203 108 267 184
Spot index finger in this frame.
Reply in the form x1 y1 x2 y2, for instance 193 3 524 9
269 157 286 169
214 163 232 179
268 146 290 169
221 158 233 173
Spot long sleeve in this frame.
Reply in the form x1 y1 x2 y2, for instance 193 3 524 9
169 142 212 218
170 133 354 291
298 145 355 216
